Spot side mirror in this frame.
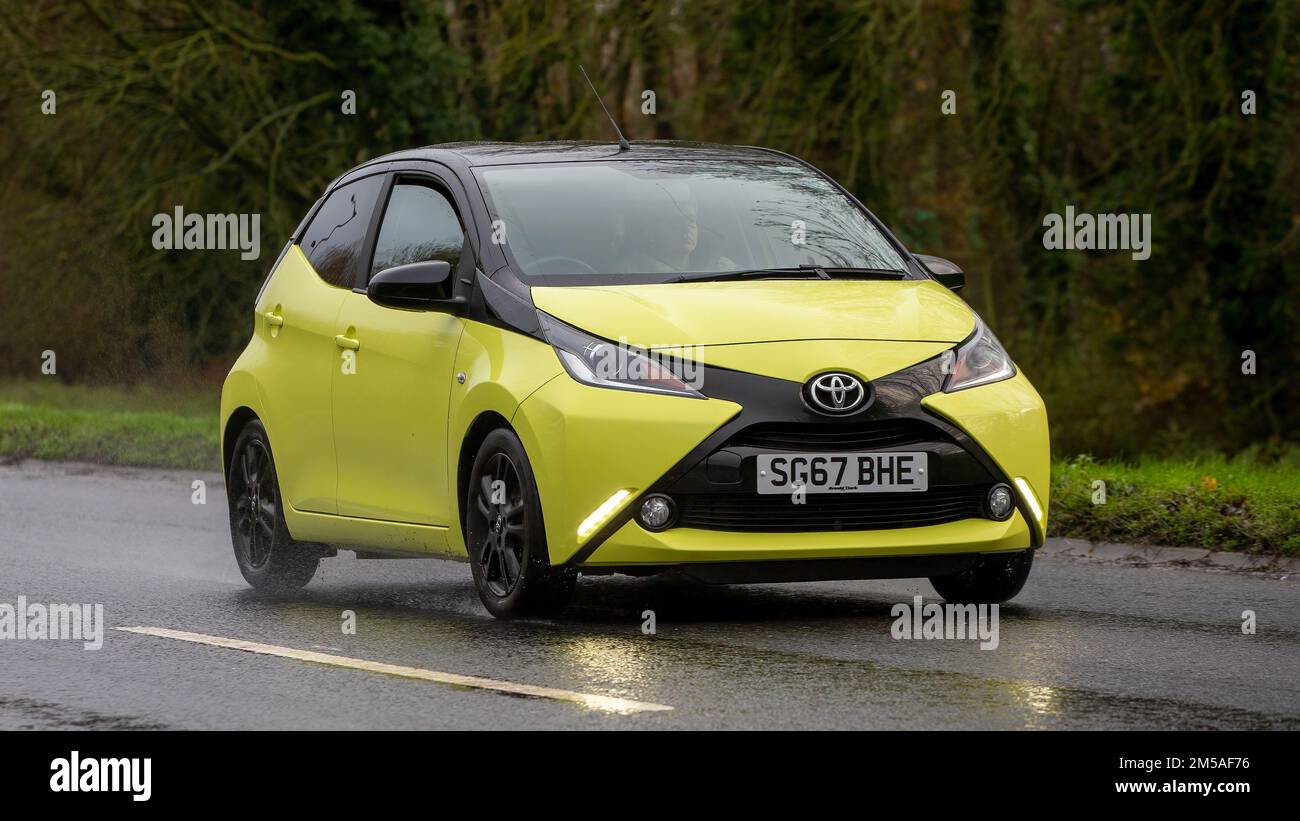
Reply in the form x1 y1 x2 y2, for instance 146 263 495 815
367 260 463 311
915 254 966 291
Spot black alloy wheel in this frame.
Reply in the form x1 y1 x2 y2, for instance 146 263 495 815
227 420 321 591
471 451 527 597
465 429 577 618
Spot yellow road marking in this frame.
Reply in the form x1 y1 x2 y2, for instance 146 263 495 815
116 626 672 715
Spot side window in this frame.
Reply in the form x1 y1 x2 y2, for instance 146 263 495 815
300 175 384 288
369 183 464 281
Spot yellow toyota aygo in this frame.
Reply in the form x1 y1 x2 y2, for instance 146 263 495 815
221 141 1049 618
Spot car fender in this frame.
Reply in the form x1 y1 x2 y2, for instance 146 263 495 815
445 321 565 557
219 354 270 478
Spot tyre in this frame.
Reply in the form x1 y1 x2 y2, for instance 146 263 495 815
929 549 1034 604
227 419 321 591
465 429 576 618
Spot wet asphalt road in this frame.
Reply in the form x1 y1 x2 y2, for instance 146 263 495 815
1 460 1297 730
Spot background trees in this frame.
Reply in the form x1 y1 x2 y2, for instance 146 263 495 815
1 0 1295 457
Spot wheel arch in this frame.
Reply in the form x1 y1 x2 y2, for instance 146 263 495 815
222 406 260 480
456 410 515 536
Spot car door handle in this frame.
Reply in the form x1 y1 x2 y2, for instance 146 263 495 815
334 334 360 351
263 310 284 327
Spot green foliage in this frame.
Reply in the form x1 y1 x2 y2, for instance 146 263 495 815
0 0 1296 457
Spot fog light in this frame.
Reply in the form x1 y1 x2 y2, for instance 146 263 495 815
986 484 1014 520
637 494 676 531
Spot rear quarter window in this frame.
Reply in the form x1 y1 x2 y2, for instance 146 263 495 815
300 175 384 288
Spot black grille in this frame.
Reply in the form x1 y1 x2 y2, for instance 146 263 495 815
675 485 988 532
725 419 949 451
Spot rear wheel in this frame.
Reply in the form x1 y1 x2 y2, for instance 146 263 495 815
929 549 1033 604
227 420 320 591
465 429 576 618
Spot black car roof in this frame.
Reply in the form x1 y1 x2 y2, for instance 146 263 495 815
374 140 787 167
325 140 801 195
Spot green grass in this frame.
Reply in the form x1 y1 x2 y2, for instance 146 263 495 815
0 403 218 471
2 380 1297 553
0 380 219 471
1049 455 1300 556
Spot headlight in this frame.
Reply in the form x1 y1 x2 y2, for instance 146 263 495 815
537 312 704 398
943 314 1016 392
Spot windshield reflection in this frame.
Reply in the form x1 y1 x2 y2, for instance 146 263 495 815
476 159 908 285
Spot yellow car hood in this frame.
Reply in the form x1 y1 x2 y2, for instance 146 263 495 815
531 279 976 347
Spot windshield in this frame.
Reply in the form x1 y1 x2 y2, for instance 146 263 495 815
475 160 910 285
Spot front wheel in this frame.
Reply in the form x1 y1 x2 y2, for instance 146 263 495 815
929 550 1034 604
227 420 321 591
465 429 576 618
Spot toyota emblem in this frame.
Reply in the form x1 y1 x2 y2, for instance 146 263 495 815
804 372 868 415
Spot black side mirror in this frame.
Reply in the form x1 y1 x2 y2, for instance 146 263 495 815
915 254 967 291
367 260 464 311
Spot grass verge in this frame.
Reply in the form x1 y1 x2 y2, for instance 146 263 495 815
1049 455 1300 556
0 403 218 472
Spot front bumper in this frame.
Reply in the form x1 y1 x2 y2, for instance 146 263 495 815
512 347 1049 570
584 512 1032 566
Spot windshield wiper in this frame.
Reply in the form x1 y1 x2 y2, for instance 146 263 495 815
669 267 820 283
670 265 907 283
803 265 908 279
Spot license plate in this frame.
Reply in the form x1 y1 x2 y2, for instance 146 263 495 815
756 451 928 494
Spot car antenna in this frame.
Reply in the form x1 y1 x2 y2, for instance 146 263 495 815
578 64 631 151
